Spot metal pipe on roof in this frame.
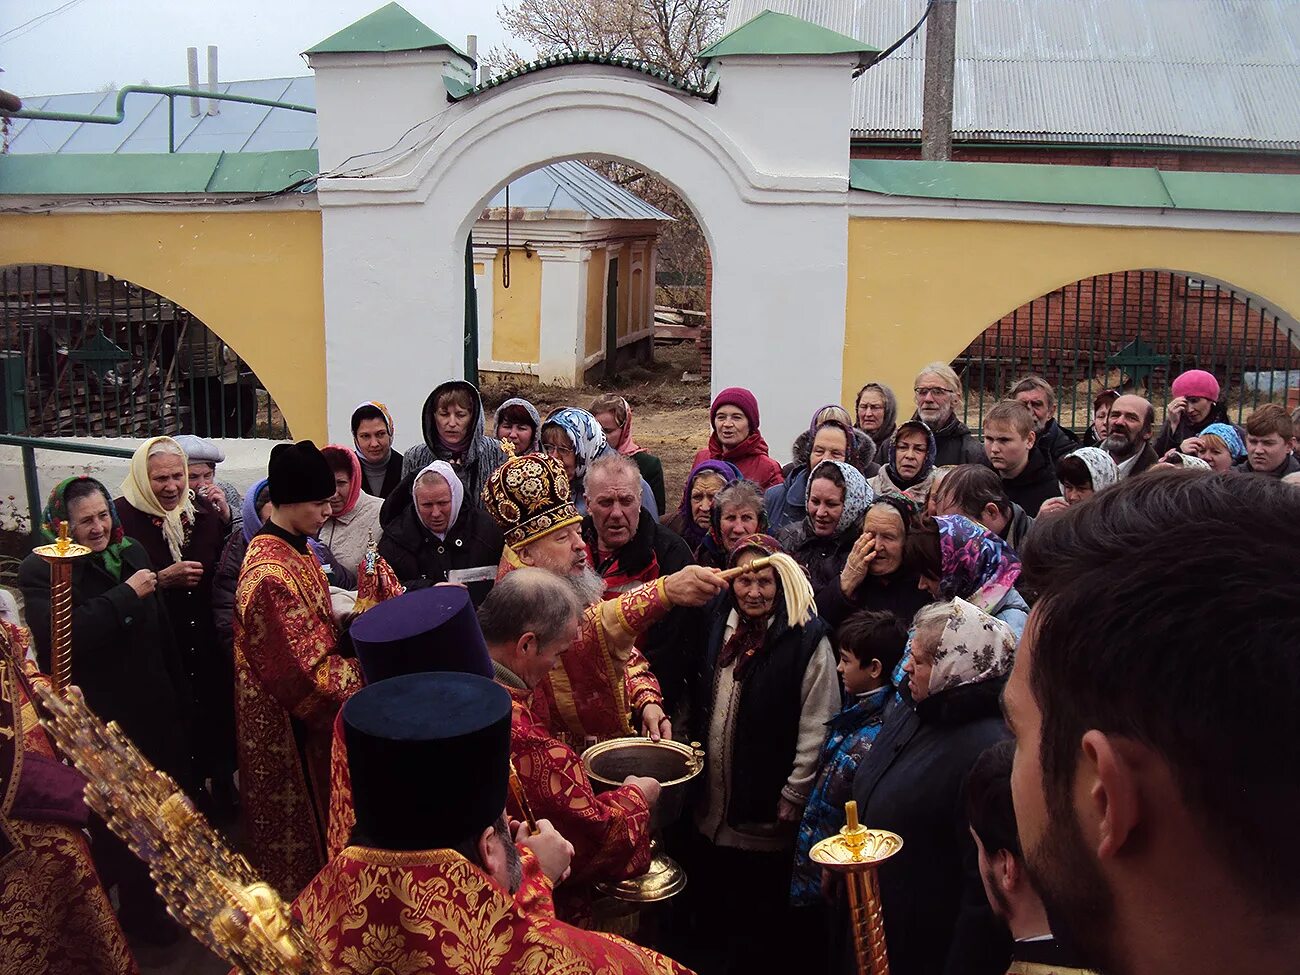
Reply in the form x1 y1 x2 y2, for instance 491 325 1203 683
207 46 220 116
187 48 201 117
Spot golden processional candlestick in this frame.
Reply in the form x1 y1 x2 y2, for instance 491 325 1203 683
32 520 91 695
810 800 903 975
32 682 323 974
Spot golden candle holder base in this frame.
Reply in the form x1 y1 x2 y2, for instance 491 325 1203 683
33 521 91 695
809 801 902 975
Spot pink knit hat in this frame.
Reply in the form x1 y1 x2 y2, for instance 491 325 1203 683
1171 370 1220 401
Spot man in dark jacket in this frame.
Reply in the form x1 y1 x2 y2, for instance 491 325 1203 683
1233 403 1300 479
982 400 1061 517
581 454 693 712
378 464 504 605
1104 394 1160 479
913 362 986 466
1010 375 1079 462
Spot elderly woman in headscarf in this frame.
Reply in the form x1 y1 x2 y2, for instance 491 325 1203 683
1038 446 1120 518
540 407 658 517
855 382 898 453
402 380 507 505
663 459 741 557
351 400 403 499
319 444 385 577
768 409 877 534
778 460 874 609
590 393 666 514
693 386 784 489
377 461 504 605
1176 421 1246 473
903 513 1028 637
868 419 938 505
697 478 769 569
684 533 839 973
21 475 196 937
213 478 357 662
115 436 231 810
174 433 240 536
492 396 542 457
851 598 1014 975
822 494 932 628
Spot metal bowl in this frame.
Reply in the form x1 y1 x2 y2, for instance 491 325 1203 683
581 737 703 830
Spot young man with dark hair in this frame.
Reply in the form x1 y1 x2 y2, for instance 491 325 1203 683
1005 472 1300 975
1009 375 1078 461
932 463 1034 550
983 401 1061 516
1235 403 1300 478
966 742 1093 975
1103 394 1159 478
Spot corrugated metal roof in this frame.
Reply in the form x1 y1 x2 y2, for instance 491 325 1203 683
484 160 672 221
725 0 1300 149
6 79 670 217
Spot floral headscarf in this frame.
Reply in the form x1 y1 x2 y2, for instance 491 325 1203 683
542 408 608 484
809 460 873 535
1066 446 1119 494
676 460 742 549
924 597 1016 697
321 445 362 517
42 476 133 580
352 400 394 438
1199 422 1246 460
935 515 1022 613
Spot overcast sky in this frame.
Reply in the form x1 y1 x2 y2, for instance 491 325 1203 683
2 0 524 96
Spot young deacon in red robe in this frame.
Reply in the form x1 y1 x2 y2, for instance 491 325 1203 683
482 453 725 745
233 440 363 897
297 670 694 974
0 621 137 975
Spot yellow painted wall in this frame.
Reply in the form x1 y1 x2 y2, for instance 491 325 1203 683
844 217 1300 410
585 248 606 357
0 210 326 441
616 243 632 338
491 247 542 363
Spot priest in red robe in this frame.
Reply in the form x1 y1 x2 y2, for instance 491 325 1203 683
0 620 137 974
234 439 363 897
296 669 694 974
482 453 725 745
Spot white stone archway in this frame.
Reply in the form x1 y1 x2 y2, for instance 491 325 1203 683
311 32 868 460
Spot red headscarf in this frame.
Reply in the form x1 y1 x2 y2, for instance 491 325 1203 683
322 444 363 517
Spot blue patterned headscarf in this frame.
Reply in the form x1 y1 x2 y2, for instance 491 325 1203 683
809 460 874 534
542 407 608 484
1199 422 1246 460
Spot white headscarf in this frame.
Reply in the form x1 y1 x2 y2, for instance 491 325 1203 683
412 461 463 541
1064 446 1119 496
119 436 196 563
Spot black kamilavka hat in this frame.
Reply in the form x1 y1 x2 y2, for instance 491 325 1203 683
267 440 335 505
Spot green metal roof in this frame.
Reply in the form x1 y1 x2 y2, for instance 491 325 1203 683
456 51 713 101
0 149 319 196
850 159 1300 215
698 10 879 63
305 2 471 61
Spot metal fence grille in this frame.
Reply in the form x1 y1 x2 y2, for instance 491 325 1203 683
0 264 288 439
956 269 1299 433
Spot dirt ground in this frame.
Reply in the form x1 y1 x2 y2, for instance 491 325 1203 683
482 343 713 507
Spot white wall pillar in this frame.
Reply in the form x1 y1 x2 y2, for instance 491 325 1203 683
536 246 586 384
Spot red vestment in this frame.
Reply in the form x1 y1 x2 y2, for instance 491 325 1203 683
496 547 669 743
0 623 137 975
234 532 363 897
292 844 694 974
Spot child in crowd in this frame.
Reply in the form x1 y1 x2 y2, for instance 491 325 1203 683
790 610 909 907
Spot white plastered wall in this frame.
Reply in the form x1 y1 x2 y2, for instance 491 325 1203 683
310 55 859 462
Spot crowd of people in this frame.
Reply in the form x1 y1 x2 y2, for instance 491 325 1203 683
3 363 1299 975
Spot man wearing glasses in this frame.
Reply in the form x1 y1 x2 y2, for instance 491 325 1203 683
912 362 987 466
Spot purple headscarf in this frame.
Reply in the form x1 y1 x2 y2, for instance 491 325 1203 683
675 459 742 549
934 515 1022 613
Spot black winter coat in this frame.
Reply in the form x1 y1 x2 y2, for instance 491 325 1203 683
778 519 859 615
359 448 405 499
1033 418 1079 462
925 413 987 467
816 568 934 631
19 544 194 786
852 679 1012 975
378 474 504 606
1000 447 1061 517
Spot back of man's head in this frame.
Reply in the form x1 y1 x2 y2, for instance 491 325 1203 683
478 567 582 650
966 740 1020 860
1020 471 1300 908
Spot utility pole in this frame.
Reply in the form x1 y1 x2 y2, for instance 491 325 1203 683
921 0 957 160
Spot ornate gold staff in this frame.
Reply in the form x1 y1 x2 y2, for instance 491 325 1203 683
33 520 91 695
810 800 903 975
